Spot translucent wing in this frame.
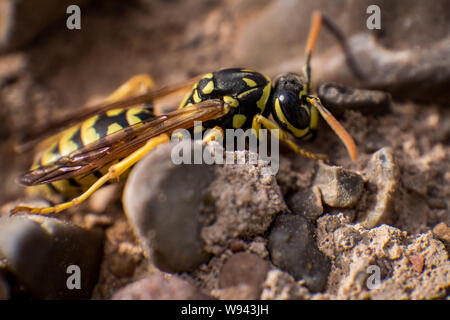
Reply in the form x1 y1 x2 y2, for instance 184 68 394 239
19 100 227 185
16 75 203 153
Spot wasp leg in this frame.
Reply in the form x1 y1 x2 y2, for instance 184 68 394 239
252 114 328 161
104 74 155 102
12 134 170 215
306 96 358 161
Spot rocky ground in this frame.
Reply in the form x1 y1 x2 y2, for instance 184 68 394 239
0 0 449 300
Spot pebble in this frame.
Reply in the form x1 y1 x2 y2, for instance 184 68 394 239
218 253 270 299
360 147 399 228
318 83 391 117
432 222 450 244
286 186 323 221
112 273 211 300
313 162 364 208
268 214 331 292
124 141 286 270
229 238 246 252
0 215 104 299
123 141 213 273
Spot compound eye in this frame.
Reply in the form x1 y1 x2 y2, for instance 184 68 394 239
274 90 310 131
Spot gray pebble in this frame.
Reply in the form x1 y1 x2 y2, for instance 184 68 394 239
0 215 103 299
318 83 391 117
268 214 331 292
313 162 364 208
123 141 213 273
360 147 399 228
286 186 323 221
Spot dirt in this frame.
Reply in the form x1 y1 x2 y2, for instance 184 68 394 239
0 0 448 300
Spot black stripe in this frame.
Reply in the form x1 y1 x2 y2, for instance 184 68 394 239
68 178 82 187
47 182 60 194
70 127 83 149
93 170 103 179
93 111 130 138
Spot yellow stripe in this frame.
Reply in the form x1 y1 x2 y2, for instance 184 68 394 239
298 86 308 101
223 96 239 108
242 78 257 87
81 115 100 145
107 123 123 135
310 105 319 129
126 107 145 125
193 89 202 103
202 80 214 94
41 141 60 165
237 88 259 100
274 98 309 138
203 73 213 79
232 114 247 128
59 126 80 156
256 81 271 112
106 108 124 116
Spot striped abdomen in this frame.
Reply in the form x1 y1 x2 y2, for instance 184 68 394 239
29 106 155 199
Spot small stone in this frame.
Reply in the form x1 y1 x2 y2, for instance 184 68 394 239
313 162 364 208
0 215 103 299
108 253 136 278
123 141 213 273
433 223 450 244
88 184 120 213
318 83 391 117
408 255 425 273
360 147 400 228
229 238 246 252
286 186 323 221
219 253 270 299
112 274 211 300
268 214 331 292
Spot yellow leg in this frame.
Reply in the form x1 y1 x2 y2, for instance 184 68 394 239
105 74 155 102
12 134 170 215
252 114 328 161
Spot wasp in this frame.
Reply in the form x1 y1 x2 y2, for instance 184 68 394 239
12 12 359 215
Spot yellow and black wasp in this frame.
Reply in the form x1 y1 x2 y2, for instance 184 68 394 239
12 12 358 215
